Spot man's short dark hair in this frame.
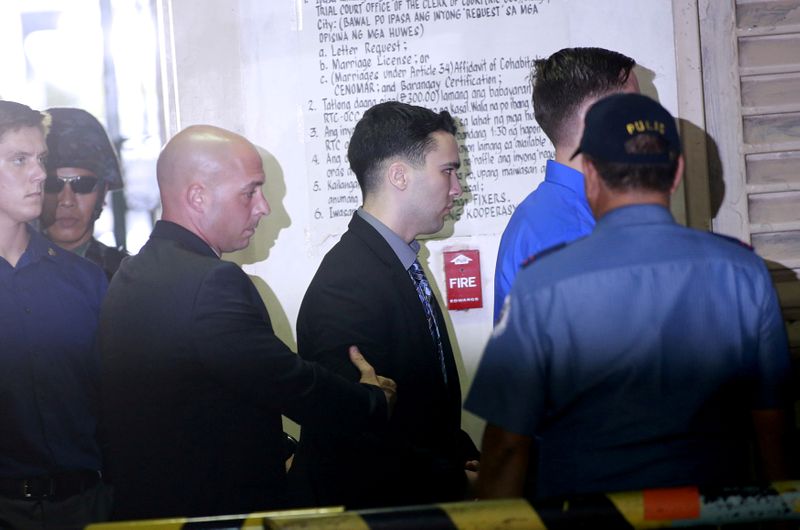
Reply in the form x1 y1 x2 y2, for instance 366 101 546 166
0 100 46 141
586 135 678 193
532 47 635 146
348 101 456 196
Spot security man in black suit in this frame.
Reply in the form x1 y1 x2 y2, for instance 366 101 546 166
99 125 396 520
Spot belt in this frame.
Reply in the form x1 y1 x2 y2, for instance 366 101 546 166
0 470 101 500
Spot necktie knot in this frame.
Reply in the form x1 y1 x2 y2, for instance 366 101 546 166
409 260 432 299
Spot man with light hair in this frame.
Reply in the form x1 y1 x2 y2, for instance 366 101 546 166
0 100 110 528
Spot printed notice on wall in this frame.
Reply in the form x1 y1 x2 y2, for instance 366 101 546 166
299 0 567 241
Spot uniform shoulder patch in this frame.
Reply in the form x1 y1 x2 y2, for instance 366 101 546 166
520 242 568 269
710 232 754 251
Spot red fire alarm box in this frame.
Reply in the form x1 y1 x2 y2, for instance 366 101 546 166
443 249 483 310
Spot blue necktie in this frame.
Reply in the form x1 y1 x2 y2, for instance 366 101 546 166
408 260 448 384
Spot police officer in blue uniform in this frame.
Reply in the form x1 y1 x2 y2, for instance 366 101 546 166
467 93 791 500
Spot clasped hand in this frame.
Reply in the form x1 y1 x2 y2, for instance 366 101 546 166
349 345 397 417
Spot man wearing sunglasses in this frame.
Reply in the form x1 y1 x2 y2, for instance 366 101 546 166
40 107 128 280
0 101 111 527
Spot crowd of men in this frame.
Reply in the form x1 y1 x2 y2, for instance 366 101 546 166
0 47 792 529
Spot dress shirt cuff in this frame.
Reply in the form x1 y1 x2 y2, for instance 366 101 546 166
360 382 390 430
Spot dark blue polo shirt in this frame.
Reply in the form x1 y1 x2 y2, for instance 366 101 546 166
0 227 107 478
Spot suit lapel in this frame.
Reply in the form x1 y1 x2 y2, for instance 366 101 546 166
348 216 432 347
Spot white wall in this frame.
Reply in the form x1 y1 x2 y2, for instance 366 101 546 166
158 0 679 444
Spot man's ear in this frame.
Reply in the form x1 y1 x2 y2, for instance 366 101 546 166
670 155 685 195
187 183 206 213
582 157 600 201
387 161 409 191
92 183 109 221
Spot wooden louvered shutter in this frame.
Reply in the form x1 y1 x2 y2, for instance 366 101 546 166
700 0 800 431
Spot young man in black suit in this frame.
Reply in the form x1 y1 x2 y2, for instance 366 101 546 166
99 125 395 520
289 101 479 509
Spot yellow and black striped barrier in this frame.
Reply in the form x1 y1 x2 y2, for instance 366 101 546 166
87 481 800 529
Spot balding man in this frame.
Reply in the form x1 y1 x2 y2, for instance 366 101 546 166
99 125 395 520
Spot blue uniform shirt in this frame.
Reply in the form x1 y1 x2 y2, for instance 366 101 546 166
0 227 107 477
468 204 790 499
493 160 594 320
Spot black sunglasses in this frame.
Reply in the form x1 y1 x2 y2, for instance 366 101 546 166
44 175 100 194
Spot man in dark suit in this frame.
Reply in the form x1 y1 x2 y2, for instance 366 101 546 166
288 102 479 509
99 125 395 520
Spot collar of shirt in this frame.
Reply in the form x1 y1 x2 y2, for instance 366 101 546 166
70 237 92 258
596 203 675 232
544 159 587 198
357 207 419 269
150 220 219 259
10 225 59 270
